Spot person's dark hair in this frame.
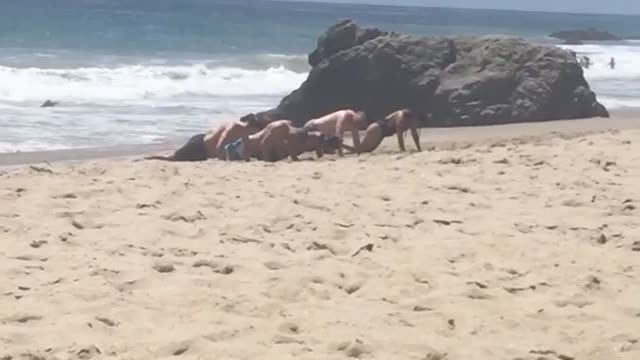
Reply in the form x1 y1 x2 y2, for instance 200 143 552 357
240 113 256 123
415 111 429 123
241 113 264 130
402 108 429 124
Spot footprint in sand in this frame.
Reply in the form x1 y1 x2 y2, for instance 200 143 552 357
52 192 78 200
264 261 286 271
163 211 206 223
192 260 234 275
424 350 448 360
413 304 433 312
95 316 118 327
152 260 176 273
339 281 363 295
273 334 304 345
154 341 191 357
12 255 48 262
29 240 48 249
583 276 601 291
561 199 584 208
465 288 493 300
307 242 340 256
595 233 608 245
332 339 373 359
59 232 74 244
412 272 432 287
70 217 104 230
278 321 300 335
2 313 42 324
554 294 593 309
76 345 102 360
167 248 199 257
8 353 47 360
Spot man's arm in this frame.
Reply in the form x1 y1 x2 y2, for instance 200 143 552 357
396 130 406 152
284 132 300 161
335 119 345 157
240 134 251 161
214 126 231 160
314 137 324 159
287 140 300 161
410 121 421 151
351 125 361 155
341 143 357 153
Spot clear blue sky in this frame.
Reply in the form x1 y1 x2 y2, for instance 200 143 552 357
298 0 640 15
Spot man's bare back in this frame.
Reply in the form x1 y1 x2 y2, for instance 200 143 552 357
248 120 293 161
303 109 367 156
214 118 263 159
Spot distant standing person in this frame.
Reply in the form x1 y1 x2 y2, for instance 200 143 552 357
303 109 368 157
609 57 616 69
343 109 423 154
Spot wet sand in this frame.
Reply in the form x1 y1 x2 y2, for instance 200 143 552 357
1 118 640 359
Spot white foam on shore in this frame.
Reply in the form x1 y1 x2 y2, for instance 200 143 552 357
0 53 311 153
562 44 640 81
561 43 640 109
0 63 307 104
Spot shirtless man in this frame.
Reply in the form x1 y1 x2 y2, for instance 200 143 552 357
286 127 339 161
224 120 339 162
213 114 264 160
146 114 263 162
303 109 368 157
338 109 423 155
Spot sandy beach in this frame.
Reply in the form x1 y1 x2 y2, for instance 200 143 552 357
1 120 640 360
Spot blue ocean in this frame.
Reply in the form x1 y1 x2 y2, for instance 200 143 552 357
2 0 640 152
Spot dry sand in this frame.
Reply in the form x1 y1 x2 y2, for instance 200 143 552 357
1 123 640 360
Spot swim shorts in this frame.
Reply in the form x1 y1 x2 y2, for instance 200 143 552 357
224 139 245 161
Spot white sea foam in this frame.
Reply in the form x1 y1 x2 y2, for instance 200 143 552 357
0 54 311 153
559 43 640 109
0 62 308 104
597 97 640 109
561 43 640 80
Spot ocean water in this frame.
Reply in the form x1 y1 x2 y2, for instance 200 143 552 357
1 0 640 153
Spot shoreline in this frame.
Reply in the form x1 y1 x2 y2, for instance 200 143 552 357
1 114 638 167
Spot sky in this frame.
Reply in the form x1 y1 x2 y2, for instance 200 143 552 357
297 0 640 15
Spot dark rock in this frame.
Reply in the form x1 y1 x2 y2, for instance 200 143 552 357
251 20 608 127
550 28 622 41
563 39 584 45
308 18 386 67
40 100 59 108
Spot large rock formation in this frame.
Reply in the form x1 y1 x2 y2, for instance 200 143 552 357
550 28 621 42
253 20 608 127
